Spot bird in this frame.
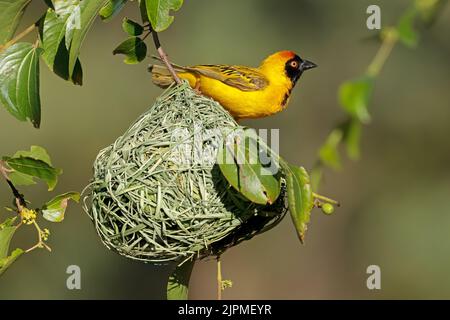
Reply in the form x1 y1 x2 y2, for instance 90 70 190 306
149 51 317 120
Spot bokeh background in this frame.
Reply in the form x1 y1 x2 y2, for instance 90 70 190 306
1 0 449 299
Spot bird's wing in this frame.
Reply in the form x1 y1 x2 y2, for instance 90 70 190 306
187 65 269 91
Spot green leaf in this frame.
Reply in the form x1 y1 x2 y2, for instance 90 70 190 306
38 1 83 85
167 259 195 300
42 191 80 222
122 18 144 36
339 76 374 124
3 156 62 191
0 217 17 229
145 0 183 32
100 0 128 21
8 170 36 187
343 119 362 160
67 0 110 79
217 129 281 205
0 0 31 45
13 145 52 165
48 0 81 50
397 8 419 47
71 58 83 85
7 146 55 187
0 223 18 259
318 129 343 170
0 248 24 277
113 37 147 64
0 43 43 128
283 165 314 243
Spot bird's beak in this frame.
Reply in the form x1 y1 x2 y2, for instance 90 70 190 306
300 60 317 71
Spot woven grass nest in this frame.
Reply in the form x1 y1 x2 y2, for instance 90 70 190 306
83 82 287 263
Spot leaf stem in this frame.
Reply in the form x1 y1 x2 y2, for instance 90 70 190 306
0 24 37 53
313 28 400 191
312 192 340 206
149 26 181 84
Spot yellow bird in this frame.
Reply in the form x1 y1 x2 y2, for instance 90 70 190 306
149 51 317 120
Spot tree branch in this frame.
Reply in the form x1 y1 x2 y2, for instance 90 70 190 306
149 27 182 84
367 28 399 77
0 160 26 211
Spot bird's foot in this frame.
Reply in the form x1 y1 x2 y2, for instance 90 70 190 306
193 82 202 95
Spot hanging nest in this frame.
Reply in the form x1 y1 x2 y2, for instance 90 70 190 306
83 82 287 263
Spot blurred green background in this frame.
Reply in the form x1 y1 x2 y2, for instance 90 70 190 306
1 0 449 299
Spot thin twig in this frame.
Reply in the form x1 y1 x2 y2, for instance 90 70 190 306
149 27 182 84
217 256 222 300
0 24 36 53
367 28 399 77
0 161 10 181
25 221 51 253
313 28 400 191
312 192 340 206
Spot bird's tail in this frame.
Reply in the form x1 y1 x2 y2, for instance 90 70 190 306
148 64 175 88
148 57 188 88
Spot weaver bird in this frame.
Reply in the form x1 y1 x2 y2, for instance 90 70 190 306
149 51 317 120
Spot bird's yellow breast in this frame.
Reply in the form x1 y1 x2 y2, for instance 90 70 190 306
178 72 292 120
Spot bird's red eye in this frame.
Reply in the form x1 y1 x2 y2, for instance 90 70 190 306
290 61 299 68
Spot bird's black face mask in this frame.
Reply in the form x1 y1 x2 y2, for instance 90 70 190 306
285 55 317 85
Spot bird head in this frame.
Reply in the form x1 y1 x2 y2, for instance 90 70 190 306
260 51 317 87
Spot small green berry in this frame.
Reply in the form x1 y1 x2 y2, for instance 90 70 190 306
321 203 334 215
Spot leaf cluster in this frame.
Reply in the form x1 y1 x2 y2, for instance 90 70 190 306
217 128 335 243
0 146 79 276
312 0 445 190
0 0 184 127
